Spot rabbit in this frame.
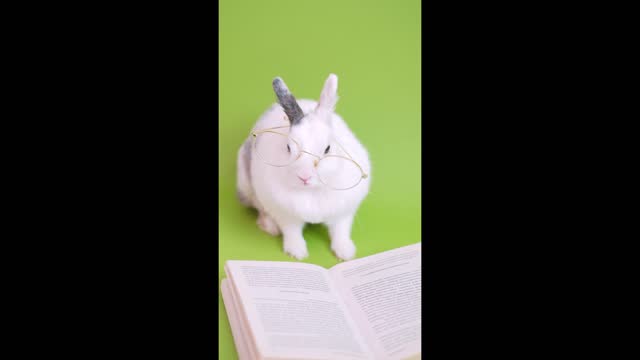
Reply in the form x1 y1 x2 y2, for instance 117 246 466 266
236 74 371 261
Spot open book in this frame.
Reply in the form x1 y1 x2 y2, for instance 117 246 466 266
221 243 421 360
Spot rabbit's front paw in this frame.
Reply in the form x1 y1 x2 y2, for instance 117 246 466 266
283 237 308 260
257 213 281 236
332 239 356 261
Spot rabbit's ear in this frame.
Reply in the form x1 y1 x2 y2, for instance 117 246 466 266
316 74 339 114
273 77 305 126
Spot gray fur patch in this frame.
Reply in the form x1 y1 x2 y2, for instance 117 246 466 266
237 139 254 208
237 189 252 207
243 140 252 175
272 77 304 126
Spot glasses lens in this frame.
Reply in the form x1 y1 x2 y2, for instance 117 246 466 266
254 132 299 166
317 156 363 190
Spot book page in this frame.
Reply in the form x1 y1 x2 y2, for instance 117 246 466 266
329 243 421 360
225 260 372 360
221 279 255 360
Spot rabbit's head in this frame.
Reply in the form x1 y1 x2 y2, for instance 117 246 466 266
271 74 342 189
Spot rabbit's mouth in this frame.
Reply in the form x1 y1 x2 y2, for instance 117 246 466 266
297 175 312 186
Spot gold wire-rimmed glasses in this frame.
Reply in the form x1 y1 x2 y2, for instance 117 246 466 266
251 125 369 190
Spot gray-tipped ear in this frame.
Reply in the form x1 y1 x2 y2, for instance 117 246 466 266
272 77 304 126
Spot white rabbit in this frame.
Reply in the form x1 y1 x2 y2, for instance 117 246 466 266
236 74 371 260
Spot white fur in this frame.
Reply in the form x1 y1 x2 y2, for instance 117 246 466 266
236 74 371 260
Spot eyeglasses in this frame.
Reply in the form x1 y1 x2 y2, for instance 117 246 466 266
251 125 369 190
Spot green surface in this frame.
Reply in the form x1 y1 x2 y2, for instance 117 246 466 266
219 0 421 357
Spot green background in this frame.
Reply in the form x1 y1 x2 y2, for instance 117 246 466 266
219 0 421 357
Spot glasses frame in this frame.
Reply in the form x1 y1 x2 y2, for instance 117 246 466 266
251 125 369 190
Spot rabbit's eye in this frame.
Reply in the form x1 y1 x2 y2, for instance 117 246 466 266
287 144 291 153
324 145 330 154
